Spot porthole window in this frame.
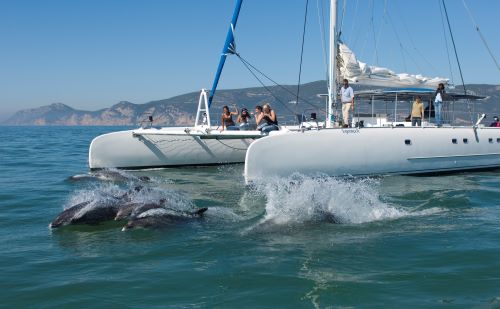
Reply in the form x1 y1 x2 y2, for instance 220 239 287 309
463 138 468 144
405 139 411 145
497 138 500 143
452 138 457 144
489 138 493 143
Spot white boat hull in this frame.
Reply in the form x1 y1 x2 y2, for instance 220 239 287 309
89 127 261 169
244 127 500 182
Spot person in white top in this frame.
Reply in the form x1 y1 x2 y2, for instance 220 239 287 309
340 79 354 127
434 83 445 127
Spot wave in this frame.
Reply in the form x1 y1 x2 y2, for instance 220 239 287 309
249 174 445 228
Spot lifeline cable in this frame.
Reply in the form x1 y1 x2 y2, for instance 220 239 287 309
438 1 455 85
442 0 474 124
462 0 499 71
296 0 310 109
236 54 325 113
236 55 296 115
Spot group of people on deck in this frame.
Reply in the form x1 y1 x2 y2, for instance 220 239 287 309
219 81 496 130
340 79 451 128
220 103 279 133
410 83 446 127
405 82 497 127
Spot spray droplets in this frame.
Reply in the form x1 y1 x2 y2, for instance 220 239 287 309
253 174 410 226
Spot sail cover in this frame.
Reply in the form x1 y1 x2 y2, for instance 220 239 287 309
338 43 449 88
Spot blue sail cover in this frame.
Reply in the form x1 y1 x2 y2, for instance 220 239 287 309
208 0 243 107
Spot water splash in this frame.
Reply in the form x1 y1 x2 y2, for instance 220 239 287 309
64 182 195 221
129 187 194 212
65 183 124 209
203 206 244 222
252 174 433 227
68 168 152 184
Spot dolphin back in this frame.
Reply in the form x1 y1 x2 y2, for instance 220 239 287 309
192 207 208 217
49 201 90 228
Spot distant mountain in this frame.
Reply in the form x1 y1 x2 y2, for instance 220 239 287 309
2 81 499 126
465 84 500 114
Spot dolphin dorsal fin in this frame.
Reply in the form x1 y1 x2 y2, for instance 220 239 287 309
193 207 208 216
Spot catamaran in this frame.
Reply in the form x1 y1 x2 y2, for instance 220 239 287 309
243 0 498 183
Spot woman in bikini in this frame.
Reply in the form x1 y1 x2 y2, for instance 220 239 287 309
220 105 239 131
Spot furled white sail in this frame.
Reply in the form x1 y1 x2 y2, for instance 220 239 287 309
338 43 449 88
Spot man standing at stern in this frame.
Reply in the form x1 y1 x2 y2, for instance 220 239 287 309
340 79 354 127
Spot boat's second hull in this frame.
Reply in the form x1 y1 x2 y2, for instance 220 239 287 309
89 128 260 169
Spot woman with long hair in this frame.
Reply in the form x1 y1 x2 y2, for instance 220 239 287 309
220 105 239 131
237 107 252 130
434 83 445 126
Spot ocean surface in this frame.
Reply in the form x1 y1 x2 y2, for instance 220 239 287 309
1 126 500 308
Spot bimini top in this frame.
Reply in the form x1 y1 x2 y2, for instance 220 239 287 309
355 88 487 101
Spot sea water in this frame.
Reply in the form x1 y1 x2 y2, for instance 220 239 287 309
1 126 500 308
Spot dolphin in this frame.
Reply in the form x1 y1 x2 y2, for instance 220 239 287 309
122 207 208 231
114 199 166 221
114 203 141 221
244 208 341 234
70 204 120 226
49 201 120 228
317 209 341 224
49 186 145 228
115 185 147 204
68 170 150 183
49 201 91 228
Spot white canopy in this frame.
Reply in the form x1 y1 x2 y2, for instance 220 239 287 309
338 43 449 88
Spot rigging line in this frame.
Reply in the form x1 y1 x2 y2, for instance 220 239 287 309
338 0 346 38
366 0 389 68
385 12 408 72
217 25 300 114
216 139 249 151
369 0 379 65
357 0 372 61
316 0 329 85
401 48 425 74
385 13 426 74
438 1 455 84
236 54 323 111
235 56 297 115
392 1 440 75
462 0 500 71
347 0 360 48
296 0 310 108
441 0 467 94
441 0 473 124
374 0 388 58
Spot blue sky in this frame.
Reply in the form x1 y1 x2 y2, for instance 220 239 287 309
0 0 498 118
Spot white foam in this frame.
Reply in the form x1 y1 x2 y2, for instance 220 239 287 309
137 208 172 218
65 183 122 209
203 206 243 222
252 174 420 226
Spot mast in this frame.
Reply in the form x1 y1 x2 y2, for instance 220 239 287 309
208 0 243 108
327 0 338 127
